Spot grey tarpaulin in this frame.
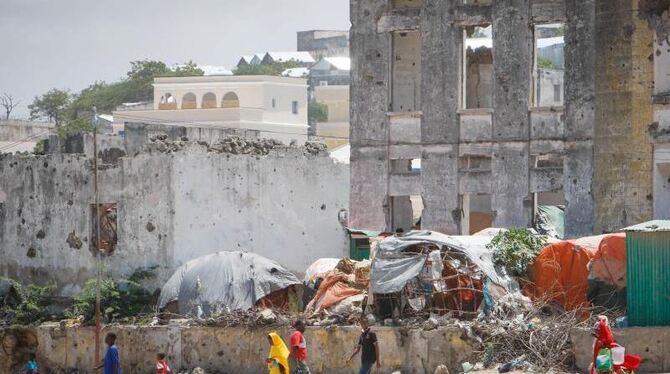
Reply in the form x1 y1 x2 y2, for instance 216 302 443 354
158 251 300 316
370 231 516 294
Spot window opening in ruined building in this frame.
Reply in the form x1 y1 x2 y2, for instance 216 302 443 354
90 203 118 255
463 25 493 109
159 93 176 110
292 100 299 114
653 147 670 218
459 155 492 171
221 92 240 108
460 193 493 235
462 0 492 4
533 191 565 239
653 34 670 96
391 159 421 174
534 23 565 107
391 0 423 9
391 195 423 232
181 92 197 109
392 31 422 112
533 153 563 168
201 92 217 109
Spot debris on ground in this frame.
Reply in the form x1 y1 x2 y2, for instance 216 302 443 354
303 141 327 155
207 136 282 155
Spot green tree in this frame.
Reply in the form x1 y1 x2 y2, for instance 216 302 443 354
486 228 547 278
28 89 71 125
172 60 205 77
234 60 303 76
308 101 329 122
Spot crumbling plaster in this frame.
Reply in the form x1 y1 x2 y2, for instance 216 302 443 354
0 147 349 295
350 0 655 237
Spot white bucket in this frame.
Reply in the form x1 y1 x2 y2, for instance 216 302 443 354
612 345 625 365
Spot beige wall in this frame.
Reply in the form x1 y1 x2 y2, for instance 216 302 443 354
1 325 474 374
113 76 308 144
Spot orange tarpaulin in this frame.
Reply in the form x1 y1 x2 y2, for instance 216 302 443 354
304 273 362 314
526 234 623 313
590 233 626 288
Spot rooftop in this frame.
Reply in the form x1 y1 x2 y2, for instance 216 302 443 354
153 75 308 85
622 220 670 232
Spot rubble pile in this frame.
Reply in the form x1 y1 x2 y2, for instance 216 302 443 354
207 136 283 155
303 141 327 155
146 134 188 153
191 308 296 328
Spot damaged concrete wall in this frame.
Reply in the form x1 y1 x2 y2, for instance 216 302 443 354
0 146 349 295
593 0 654 233
0 324 474 374
351 0 658 237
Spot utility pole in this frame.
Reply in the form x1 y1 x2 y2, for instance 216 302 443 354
92 106 103 368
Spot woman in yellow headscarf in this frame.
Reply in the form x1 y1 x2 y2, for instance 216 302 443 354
267 332 290 374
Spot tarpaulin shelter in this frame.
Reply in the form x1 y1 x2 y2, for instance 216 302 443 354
303 258 340 286
587 233 626 311
158 251 300 316
370 230 516 318
527 234 625 313
304 273 363 314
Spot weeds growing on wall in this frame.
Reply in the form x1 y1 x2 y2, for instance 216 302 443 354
0 278 54 325
67 266 157 324
486 229 547 278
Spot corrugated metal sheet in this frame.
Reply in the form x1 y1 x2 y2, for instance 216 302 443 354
623 220 670 232
626 231 670 326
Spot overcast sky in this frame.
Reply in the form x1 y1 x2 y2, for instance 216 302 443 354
0 0 350 118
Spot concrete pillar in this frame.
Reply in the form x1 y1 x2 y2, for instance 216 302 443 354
491 0 533 228
419 0 461 234
349 0 392 230
564 0 596 237
593 0 654 232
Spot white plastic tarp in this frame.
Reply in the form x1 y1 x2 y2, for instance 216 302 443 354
158 251 300 316
370 231 515 294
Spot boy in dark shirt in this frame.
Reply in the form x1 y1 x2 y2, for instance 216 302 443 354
346 316 381 374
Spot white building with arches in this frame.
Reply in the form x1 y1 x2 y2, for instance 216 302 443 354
112 75 308 144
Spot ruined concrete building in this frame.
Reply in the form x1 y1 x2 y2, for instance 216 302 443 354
350 0 661 237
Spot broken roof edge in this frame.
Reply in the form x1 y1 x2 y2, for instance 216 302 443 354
621 220 670 232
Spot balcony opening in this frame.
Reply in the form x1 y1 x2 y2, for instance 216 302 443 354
460 193 493 235
181 92 197 109
202 92 217 109
654 33 670 98
392 31 422 112
463 25 493 109
159 93 176 110
391 158 421 174
222 92 240 108
459 155 492 171
462 0 492 4
391 195 423 233
91 203 118 255
533 153 563 168
534 23 565 107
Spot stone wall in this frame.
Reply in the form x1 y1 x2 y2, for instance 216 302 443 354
0 145 349 296
0 324 474 374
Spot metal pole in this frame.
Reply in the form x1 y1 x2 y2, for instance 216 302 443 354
92 107 102 367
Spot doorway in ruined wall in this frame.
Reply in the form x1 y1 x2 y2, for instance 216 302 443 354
460 193 493 235
90 203 118 255
390 195 423 233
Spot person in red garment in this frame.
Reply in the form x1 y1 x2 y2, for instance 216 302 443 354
289 320 311 374
591 316 641 374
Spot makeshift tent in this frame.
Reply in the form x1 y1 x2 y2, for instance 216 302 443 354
370 230 516 317
158 251 300 316
587 233 626 311
303 258 340 286
304 273 363 314
527 234 625 313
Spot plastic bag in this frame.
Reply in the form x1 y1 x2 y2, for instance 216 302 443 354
596 348 613 373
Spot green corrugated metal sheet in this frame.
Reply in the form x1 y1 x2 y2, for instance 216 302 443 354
626 231 670 326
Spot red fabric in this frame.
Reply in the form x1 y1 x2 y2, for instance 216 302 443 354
156 359 171 374
526 236 602 314
305 273 362 313
290 330 307 361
